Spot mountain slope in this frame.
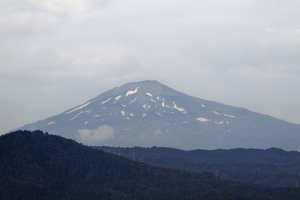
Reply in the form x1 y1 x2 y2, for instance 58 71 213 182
19 80 300 150
3 130 300 200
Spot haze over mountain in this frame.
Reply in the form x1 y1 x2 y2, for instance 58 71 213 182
19 80 300 151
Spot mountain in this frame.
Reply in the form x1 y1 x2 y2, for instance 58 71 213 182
18 80 300 150
3 130 300 200
97 146 300 187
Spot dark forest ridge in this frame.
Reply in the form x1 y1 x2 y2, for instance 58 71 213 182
97 146 300 187
1 130 300 200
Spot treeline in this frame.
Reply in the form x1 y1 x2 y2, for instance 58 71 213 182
96 146 300 187
1 130 300 200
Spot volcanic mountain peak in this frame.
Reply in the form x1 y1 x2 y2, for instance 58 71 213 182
63 80 192 120
18 80 300 151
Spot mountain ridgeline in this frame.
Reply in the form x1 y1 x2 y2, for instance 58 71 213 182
19 80 300 151
1 130 300 200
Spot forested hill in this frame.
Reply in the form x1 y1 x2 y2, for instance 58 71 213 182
96 146 300 187
1 130 300 200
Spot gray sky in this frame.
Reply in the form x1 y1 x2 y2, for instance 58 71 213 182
1 0 300 134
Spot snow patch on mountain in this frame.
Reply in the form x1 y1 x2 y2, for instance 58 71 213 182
146 93 152 97
213 111 220 115
129 98 137 104
65 102 90 114
48 121 55 125
115 95 122 101
121 110 125 116
101 98 111 105
70 111 83 120
196 117 208 122
224 114 235 118
142 104 150 110
172 102 187 114
126 87 139 96
214 121 224 125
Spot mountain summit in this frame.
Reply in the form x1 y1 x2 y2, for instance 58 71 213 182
19 80 300 150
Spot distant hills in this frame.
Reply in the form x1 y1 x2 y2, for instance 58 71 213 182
1 130 300 200
18 80 300 150
97 146 300 187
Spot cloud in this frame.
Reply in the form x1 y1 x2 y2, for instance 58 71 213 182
0 0 116 36
76 125 115 145
265 27 278 33
1 0 300 135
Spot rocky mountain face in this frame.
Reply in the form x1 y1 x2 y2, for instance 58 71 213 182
19 80 300 150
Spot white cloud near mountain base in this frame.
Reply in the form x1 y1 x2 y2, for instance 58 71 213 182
76 125 115 145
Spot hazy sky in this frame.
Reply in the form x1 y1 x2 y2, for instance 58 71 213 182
1 0 300 134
